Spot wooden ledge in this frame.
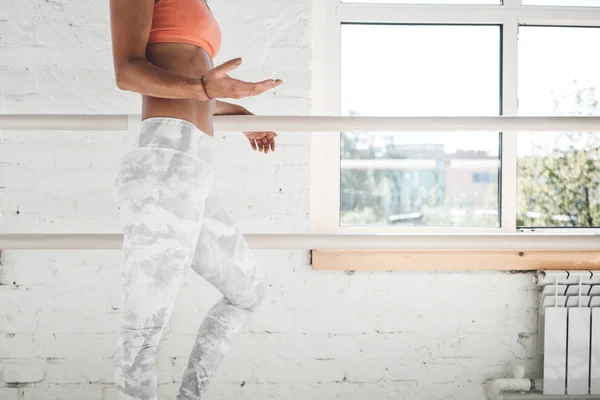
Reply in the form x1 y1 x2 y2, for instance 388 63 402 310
312 250 600 271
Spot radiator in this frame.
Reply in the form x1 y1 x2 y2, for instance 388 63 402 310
538 271 600 395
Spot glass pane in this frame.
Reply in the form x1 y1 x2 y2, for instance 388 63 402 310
343 0 499 3
518 27 600 228
523 0 600 6
340 25 501 227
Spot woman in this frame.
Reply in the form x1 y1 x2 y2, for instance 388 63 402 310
108 0 282 399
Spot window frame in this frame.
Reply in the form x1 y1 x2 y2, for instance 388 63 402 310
311 0 600 234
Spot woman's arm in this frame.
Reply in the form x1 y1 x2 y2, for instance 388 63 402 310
214 101 252 116
109 0 208 100
109 0 282 100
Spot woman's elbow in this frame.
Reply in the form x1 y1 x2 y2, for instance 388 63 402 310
114 64 132 91
115 77 128 91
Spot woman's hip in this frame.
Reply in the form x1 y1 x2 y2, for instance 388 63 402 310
135 117 214 160
112 117 216 204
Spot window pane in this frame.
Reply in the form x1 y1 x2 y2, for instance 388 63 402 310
340 25 501 227
343 0 499 4
523 0 600 6
518 27 600 228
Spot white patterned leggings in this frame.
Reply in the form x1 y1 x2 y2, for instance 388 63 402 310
112 117 266 400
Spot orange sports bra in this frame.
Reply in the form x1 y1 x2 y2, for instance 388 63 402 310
147 0 222 58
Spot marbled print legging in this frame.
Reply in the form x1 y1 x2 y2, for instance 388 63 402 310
112 117 266 400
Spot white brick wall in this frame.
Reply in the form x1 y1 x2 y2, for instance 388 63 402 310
0 1 541 399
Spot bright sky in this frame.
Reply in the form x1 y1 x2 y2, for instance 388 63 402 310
341 23 600 156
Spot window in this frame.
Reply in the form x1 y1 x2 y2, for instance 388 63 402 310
518 26 600 228
341 25 500 227
312 0 600 233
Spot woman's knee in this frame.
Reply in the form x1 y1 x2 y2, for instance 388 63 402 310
252 273 267 308
228 271 267 311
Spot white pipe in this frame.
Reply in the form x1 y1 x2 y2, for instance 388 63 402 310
0 233 599 250
3 114 600 132
488 378 534 400
488 366 538 400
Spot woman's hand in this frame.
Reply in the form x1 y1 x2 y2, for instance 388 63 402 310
244 131 277 154
214 102 278 153
202 58 282 100
239 109 277 153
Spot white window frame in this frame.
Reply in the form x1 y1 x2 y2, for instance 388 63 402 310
311 0 600 235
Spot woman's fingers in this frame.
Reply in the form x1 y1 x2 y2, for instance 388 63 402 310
232 78 283 98
245 132 277 153
212 58 243 76
248 137 257 151
202 58 283 100
249 134 264 152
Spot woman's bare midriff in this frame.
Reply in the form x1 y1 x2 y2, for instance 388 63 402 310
143 42 216 135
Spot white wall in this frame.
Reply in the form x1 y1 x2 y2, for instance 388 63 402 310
0 1 540 399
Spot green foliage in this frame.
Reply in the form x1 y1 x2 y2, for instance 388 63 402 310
517 84 600 228
517 134 600 227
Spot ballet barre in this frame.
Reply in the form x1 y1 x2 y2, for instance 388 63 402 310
2 114 600 132
0 233 599 251
2 113 600 253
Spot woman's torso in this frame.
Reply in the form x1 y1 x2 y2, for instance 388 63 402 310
143 0 220 135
